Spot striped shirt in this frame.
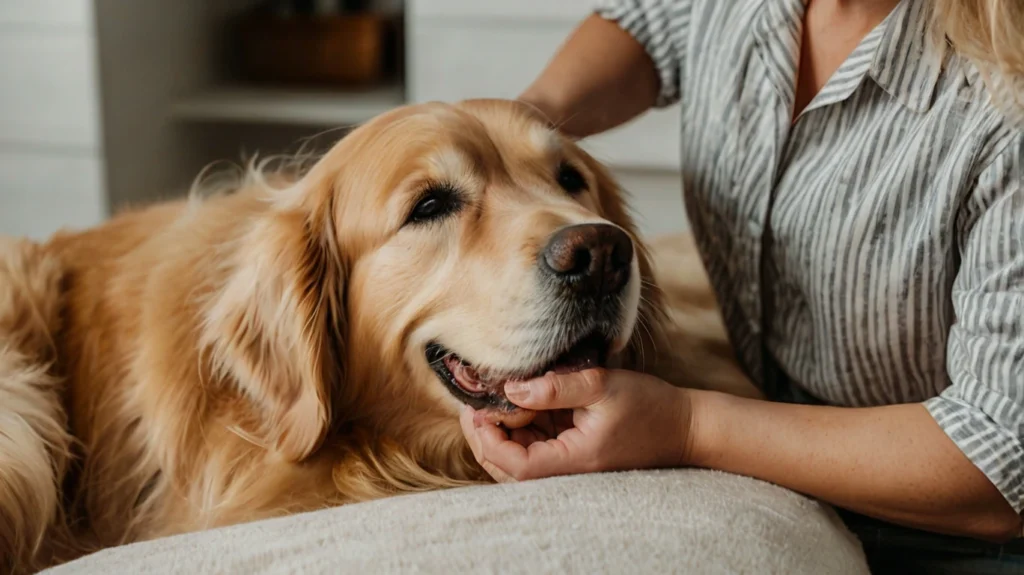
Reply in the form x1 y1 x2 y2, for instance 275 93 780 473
595 0 1024 513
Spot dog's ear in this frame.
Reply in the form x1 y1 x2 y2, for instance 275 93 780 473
201 192 344 462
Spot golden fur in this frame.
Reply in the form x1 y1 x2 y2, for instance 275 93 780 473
0 99 755 573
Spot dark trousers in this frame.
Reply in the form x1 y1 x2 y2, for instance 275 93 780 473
839 510 1024 574
772 379 1024 574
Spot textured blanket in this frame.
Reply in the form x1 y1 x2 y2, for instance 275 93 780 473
45 469 868 574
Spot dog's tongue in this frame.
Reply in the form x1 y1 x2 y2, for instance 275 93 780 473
443 356 489 393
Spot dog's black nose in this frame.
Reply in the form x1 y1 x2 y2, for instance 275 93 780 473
541 223 633 297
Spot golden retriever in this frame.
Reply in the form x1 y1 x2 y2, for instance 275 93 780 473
0 99 755 572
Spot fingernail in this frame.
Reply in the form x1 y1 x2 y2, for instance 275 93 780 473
505 381 530 401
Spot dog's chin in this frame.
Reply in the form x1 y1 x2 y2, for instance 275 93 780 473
425 331 613 427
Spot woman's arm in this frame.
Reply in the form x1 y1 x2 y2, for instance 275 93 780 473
689 391 1023 541
461 369 1023 542
518 14 661 138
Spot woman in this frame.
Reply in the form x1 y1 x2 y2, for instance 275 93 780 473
460 0 1023 569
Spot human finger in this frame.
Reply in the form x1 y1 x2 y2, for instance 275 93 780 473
476 422 589 480
503 369 611 411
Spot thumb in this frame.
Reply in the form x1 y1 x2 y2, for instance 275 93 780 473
504 369 610 410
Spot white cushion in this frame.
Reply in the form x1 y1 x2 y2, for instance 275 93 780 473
44 469 869 574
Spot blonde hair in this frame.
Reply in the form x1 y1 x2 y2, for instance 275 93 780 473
935 0 1024 124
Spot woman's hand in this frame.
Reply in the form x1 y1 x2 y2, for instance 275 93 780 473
459 368 695 482
460 370 1024 540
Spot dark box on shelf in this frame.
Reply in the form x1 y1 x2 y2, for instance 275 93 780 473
235 11 402 87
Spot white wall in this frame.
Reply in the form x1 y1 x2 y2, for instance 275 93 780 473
616 169 687 237
0 1 107 239
407 0 688 236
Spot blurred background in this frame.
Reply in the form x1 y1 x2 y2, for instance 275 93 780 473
0 0 685 240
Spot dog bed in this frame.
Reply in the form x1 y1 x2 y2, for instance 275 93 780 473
43 469 869 574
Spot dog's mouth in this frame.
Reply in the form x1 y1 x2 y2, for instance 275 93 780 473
426 331 612 426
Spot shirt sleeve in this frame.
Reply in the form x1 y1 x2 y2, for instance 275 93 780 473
593 0 691 107
924 133 1024 514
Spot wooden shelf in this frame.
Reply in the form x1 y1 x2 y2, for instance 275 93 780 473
171 84 405 126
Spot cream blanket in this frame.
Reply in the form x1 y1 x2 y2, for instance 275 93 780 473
45 470 868 574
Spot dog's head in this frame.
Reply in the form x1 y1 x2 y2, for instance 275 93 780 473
202 99 663 463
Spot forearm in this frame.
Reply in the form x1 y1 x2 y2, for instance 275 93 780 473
518 14 660 139
688 391 1023 541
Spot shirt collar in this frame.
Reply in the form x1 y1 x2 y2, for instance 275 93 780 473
756 0 948 116
868 0 947 113
798 13 889 117
753 0 805 109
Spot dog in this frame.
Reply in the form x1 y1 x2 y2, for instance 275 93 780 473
0 99 757 572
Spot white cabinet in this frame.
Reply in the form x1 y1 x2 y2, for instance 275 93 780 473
0 151 105 239
0 33 102 149
0 1 107 239
0 1 94 28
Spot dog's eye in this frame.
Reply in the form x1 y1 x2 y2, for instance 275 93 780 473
407 185 462 225
557 163 587 195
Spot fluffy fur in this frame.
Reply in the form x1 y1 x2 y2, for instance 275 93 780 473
0 100 756 573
